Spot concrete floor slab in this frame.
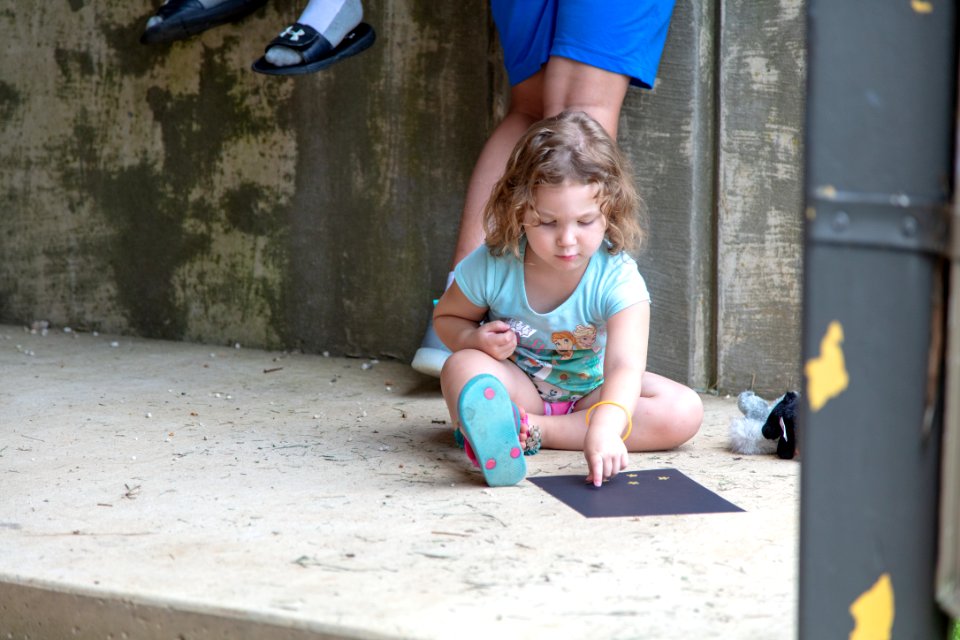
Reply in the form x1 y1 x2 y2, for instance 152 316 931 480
0 325 798 639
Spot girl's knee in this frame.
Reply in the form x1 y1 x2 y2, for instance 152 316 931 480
631 385 703 451
674 386 704 442
648 385 702 448
440 349 472 382
439 349 498 385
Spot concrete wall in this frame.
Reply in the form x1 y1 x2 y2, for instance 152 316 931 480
0 0 804 396
715 0 805 394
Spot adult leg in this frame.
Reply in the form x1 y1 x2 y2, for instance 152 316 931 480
450 72 546 265
542 55 630 138
411 73 545 377
531 372 703 452
452 58 628 265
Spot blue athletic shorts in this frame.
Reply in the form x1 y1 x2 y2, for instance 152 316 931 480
490 0 676 89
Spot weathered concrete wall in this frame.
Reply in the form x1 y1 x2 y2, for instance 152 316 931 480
715 0 805 394
0 0 492 357
0 0 804 395
621 0 717 392
614 0 804 395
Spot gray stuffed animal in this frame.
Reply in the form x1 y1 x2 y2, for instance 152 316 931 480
729 390 800 459
729 391 781 455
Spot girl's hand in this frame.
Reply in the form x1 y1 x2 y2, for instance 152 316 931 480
584 422 629 488
471 320 517 361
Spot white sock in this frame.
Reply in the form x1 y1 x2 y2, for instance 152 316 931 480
265 0 363 67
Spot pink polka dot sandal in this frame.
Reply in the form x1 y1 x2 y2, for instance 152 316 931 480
456 374 526 487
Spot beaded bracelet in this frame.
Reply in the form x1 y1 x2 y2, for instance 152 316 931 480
584 401 633 442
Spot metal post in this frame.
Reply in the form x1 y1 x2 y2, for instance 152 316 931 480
800 1 955 637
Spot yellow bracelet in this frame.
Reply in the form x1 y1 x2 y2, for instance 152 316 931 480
584 401 633 442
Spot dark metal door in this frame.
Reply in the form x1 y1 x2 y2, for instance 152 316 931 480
800 1 954 637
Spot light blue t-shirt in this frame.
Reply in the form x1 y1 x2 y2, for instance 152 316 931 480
455 241 650 402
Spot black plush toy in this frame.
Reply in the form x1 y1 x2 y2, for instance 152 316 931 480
729 390 800 460
761 391 799 459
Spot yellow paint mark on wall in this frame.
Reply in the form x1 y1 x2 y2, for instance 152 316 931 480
849 573 894 639
816 184 838 200
805 320 849 411
911 0 933 13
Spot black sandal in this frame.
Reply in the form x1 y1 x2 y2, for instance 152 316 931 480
141 0 268 45
251 22 375 76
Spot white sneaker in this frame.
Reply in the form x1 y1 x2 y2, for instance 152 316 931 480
411 316 450 377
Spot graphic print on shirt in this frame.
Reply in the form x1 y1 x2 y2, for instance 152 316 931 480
573 324 603 353
507 318 537 340
515 354 554 381
551 331 578 360
508 319 605 401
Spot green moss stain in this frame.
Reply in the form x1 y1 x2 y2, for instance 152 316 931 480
146 45 273 190
222 182 279 236
61 113 210 339
66 116 100 185
100 20 165 78
54 37 291 342
54 48 95 88
93 161 211 339
90 163 209 339
0 81 22 122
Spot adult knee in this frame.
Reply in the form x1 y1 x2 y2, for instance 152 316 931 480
509 74 546 123
544 101 620 136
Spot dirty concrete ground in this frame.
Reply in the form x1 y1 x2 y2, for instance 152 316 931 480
0 324 799 639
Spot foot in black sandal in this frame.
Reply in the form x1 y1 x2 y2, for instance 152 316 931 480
251 21 375 76
141 0 268 45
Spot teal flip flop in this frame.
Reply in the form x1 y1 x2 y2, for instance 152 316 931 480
457 374 526 487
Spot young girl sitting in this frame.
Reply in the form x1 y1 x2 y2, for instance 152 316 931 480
434 110 703 488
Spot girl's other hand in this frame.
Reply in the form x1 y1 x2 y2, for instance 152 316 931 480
472 320 517 360
583 423 629 488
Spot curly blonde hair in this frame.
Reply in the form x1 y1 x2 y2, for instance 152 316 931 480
483 110 645 258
